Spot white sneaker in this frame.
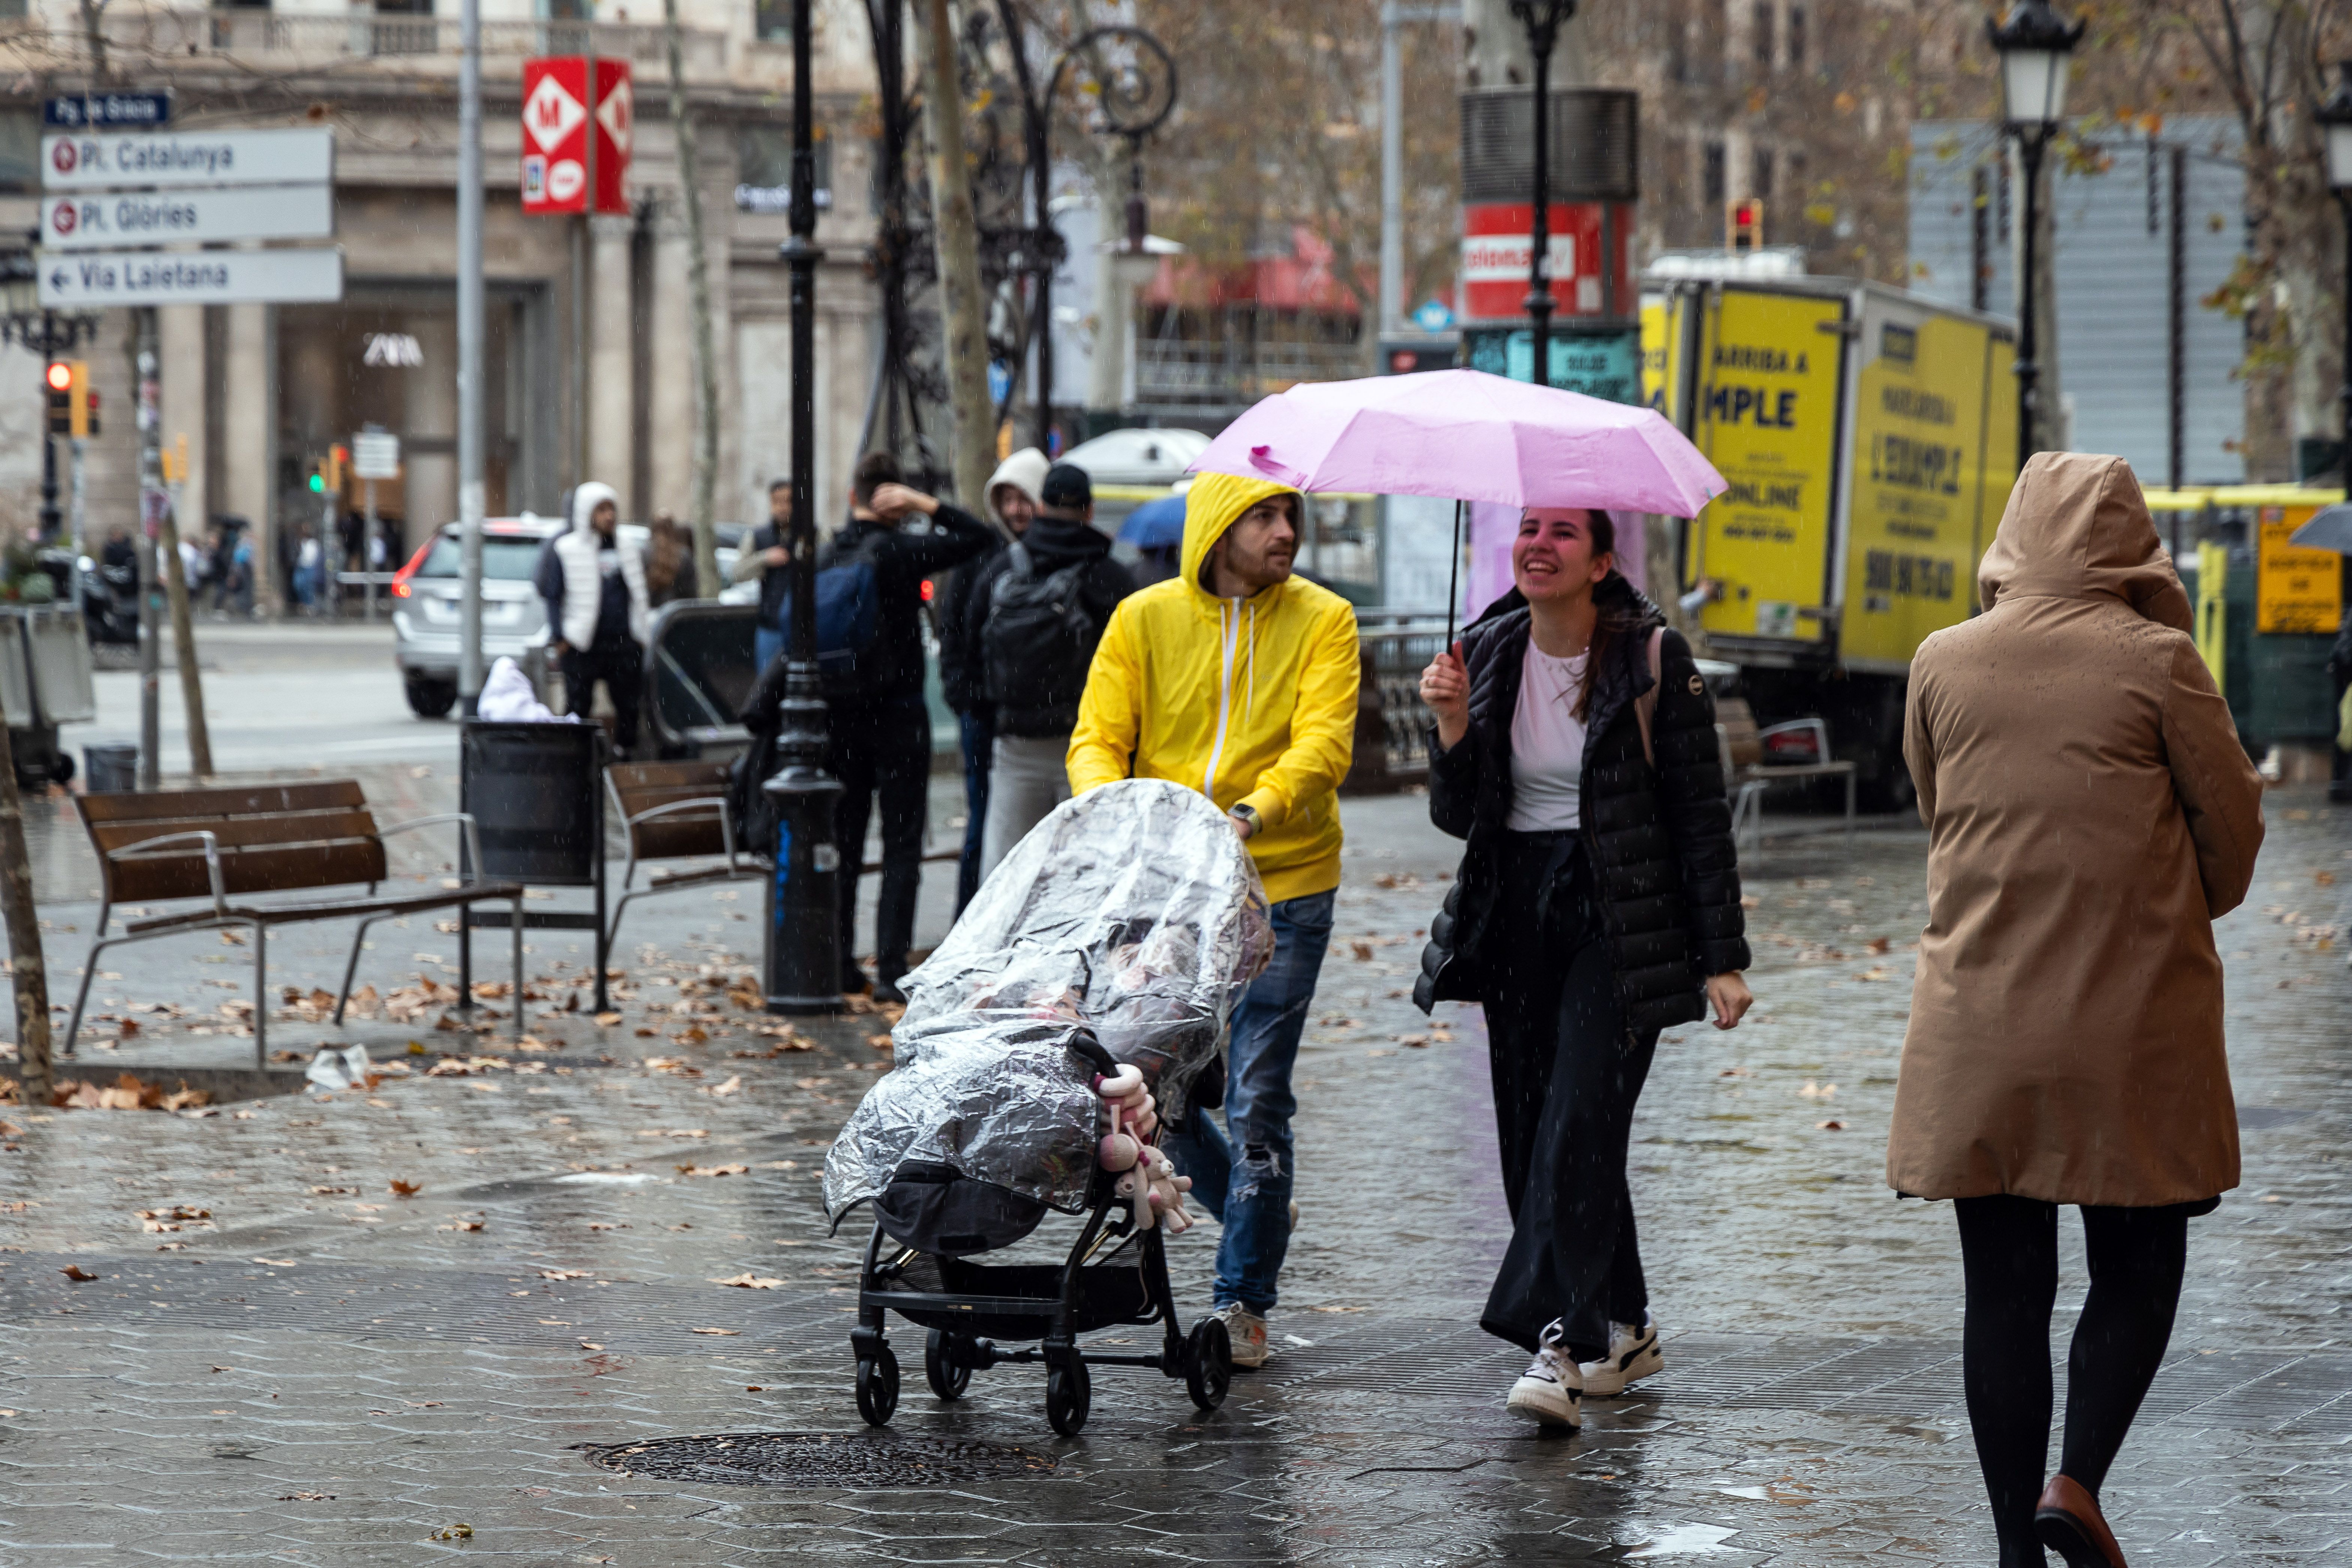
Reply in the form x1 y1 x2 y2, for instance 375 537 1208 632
1213 1303 1269 1370
1505 1319 1584 1428
1578 1312 1663 1398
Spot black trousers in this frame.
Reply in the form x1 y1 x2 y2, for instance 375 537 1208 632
1481 831 1657 1361
561 638 642 757
1956 1194 2193 1568
831 692 930 987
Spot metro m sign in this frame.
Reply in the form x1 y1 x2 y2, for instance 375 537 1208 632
1458 201 1635 325
521 57 632 215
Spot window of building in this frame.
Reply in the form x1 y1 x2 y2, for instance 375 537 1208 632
0 108 34 192
736 125 831 213
374 0 431 13
1753 0 1774 67
753 0 793 42
1703 141 1726 207
539 0 591 19
1788 4 1806 68
0 0 27 18
1753 146 1775 199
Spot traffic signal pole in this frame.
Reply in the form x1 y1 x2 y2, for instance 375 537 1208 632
133 310 162 790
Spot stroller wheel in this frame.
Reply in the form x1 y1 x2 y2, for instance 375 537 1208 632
924 1330 972 1401
856 1345 901 1427
1185 1316 1233 1411
1044 1353 1091 1437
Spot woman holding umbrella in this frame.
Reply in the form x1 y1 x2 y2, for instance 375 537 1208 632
1412 506 1751 1429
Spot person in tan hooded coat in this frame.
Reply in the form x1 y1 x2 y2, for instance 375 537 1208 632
1889 451 2264 1568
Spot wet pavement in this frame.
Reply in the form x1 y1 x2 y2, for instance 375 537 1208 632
1 782 2347 1565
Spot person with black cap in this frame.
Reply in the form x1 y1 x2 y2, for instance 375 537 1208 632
960 461 1135 879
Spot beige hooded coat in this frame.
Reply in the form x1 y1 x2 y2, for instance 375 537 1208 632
1885 452 2266 1207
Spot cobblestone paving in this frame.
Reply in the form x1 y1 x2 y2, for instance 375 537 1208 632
0 786 2346 1565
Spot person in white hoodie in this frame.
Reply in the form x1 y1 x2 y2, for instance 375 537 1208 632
533 480 650 755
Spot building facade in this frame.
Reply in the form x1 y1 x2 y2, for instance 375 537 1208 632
0 0 885 604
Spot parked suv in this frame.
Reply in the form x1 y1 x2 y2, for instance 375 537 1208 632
392 515 744 717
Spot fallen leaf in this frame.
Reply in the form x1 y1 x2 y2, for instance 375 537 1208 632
677 1162 750 1178
60 1264 98 1282
429 1524 474 1541
1815 1119 1846 1131
252 1258 297 1267
690 1327 741 1336
540 1268 593 1280
389 1179 422 1198
279 1491 335 1502
437 1220 486 1232
594 1012 623 1027
710 1273 784 1289
704 1075 743 1098
1349 940 1373 961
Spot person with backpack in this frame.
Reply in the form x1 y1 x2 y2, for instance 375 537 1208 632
961 462 1134 878
1413 507 1750 1431
937 447 1050 914
1067 473 1360 1372
824 451 995 1002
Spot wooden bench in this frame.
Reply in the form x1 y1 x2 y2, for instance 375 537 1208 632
68 781 525 1066
604 760 764 947
1715 697 1857 854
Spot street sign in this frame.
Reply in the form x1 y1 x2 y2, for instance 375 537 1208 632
520 57 632 215
1412 298 1455 333
40 184 334 250
39 128 334 192
44 93 172 129
38 247 344 308
351 431 401 480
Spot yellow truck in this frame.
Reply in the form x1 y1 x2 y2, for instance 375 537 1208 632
1643 275 2020 809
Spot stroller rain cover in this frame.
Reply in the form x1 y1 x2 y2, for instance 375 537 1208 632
823 779 1276 1223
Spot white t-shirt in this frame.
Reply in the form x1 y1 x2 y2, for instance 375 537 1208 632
1506 641 1590 831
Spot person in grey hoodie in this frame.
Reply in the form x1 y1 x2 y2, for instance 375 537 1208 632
533 480 649 755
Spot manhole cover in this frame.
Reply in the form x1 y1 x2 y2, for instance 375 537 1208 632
576 1432 1060 1487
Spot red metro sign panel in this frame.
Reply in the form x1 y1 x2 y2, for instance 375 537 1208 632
1458 201 1635 325
521 57 632 215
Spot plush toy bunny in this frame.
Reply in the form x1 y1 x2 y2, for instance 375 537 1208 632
1095 1064 1192 1231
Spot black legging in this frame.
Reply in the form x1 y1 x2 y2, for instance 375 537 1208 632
1956 1194 2193 1568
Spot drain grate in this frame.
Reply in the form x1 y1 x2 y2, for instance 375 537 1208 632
576 1431 1061 1487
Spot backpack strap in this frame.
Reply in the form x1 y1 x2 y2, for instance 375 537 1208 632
1633 626 1665 767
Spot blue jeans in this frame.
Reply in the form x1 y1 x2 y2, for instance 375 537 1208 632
955 708 995 915
755 623 785 680
1161 888 1335 1316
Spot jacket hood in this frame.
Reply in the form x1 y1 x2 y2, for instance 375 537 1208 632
570 480 622 535
1180 471 1306 596
985 448 1050 531
1019 514 1112 569
1979 452 2190 632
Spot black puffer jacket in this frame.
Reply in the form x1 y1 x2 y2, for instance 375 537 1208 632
1413 576 1749 1033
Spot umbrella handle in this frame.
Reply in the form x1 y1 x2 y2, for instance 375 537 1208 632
1445 498 1463 647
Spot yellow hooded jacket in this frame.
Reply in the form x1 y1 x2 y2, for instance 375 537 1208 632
1067 471 1360 903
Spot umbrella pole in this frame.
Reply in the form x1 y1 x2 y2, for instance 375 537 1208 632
1445 498 1463 647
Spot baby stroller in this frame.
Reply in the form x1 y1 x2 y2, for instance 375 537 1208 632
823 780 1275 1436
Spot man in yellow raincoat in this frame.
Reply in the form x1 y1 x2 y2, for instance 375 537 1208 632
1069 471 1360 1370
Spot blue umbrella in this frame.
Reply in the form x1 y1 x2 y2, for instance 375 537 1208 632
1118 494 1188 550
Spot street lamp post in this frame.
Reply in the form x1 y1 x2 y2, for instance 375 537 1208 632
1989 0 2083 463
2318 64 2352 479
761 0 846 1014
1508 0 1576 389
993 14 1175 453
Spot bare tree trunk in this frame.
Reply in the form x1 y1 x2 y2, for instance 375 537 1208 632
0 714 53 1107
78 0 109 82
917 0 1000 509
663 0 722 593
157 503 213 777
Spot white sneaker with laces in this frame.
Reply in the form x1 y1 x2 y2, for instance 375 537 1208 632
1578 1311 1663 1398
1505 1319 1584 1427
1213 1303 1269 1370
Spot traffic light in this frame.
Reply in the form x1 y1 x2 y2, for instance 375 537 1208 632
71 365 97 438
1728 198 1766 255
45 361 70 435
309 446 349 497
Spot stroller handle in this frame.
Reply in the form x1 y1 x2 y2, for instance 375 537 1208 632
1066 1029 1119 1080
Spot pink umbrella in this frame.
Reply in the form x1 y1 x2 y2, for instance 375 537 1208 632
1187 368 1724 517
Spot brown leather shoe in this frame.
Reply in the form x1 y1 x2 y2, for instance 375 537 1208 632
2035 1475 2126 1567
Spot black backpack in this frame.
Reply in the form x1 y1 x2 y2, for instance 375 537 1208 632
981 542 1105 735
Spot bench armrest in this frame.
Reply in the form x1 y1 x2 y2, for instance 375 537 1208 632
108 829 228 919
379 811 490 883
624 795 742 869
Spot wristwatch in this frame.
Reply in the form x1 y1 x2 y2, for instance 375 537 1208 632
1228 803 1262 838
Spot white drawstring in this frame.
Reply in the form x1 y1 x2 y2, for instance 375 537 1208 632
1202 597 1240 804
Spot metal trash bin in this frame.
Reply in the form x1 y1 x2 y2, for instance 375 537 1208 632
84 744 139 794
458 720 612 1012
